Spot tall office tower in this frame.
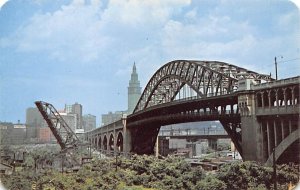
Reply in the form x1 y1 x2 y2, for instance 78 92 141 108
26 107 44 139
83 114 96 132
128 62 142 114
65 103 83 129
64 104 72 114
72 102 82 129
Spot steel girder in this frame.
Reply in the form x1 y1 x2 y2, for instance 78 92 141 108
35 101 81 151
128 93 243 155
134 60 273 113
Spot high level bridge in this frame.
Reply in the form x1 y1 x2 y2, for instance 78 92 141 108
85 60 299 165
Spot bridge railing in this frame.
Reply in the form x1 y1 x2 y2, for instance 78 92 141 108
180 110 237 116
133 93 238 117
172 90 236 103
251 76 300 90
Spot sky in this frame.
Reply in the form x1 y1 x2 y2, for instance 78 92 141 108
0 0 299 125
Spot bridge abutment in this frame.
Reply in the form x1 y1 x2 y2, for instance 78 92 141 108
239 77 300 164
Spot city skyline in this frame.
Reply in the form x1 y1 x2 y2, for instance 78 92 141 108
1 0 300 123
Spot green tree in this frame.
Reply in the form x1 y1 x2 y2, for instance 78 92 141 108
23 154 35 168
2 153 299 190
1 169 38 190
196 175 227 190
217 161 272 190
217 161 299 190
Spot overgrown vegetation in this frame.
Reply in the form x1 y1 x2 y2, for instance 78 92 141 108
1 154 299 190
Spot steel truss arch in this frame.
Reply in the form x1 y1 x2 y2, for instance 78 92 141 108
134 60 273 113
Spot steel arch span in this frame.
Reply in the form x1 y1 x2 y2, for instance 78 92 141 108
134 60 272 113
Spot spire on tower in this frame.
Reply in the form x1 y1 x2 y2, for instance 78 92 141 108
133 62 136 73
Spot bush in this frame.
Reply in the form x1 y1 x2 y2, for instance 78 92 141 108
217 161 299 190
2 154 299 190
196 175 227 190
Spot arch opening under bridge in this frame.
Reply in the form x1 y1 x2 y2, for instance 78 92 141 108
116 132 124 152
109 134 114 152
103 135 107 151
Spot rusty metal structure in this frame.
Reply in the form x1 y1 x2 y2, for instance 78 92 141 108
35 101 82 151
134 60 272 113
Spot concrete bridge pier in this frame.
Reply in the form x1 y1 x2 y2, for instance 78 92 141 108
241 117 263 162
130 124 161 155
122 116 132 157
239 92 264 162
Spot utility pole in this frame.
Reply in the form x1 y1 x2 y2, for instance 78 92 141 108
61 154 64 174
274 56 283 80
274 57 278 80
273 148 277 190
115 146 121 172
115 153 118 172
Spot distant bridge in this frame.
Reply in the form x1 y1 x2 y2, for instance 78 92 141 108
86 60 299 165
158 128 229 140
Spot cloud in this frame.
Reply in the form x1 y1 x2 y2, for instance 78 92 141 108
277 10 299 33
102 0 191 26
291 0 300 9
1 0 110 63
159 2 299 75
161 15 254 59
1 0 193 66
1 0 298 73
